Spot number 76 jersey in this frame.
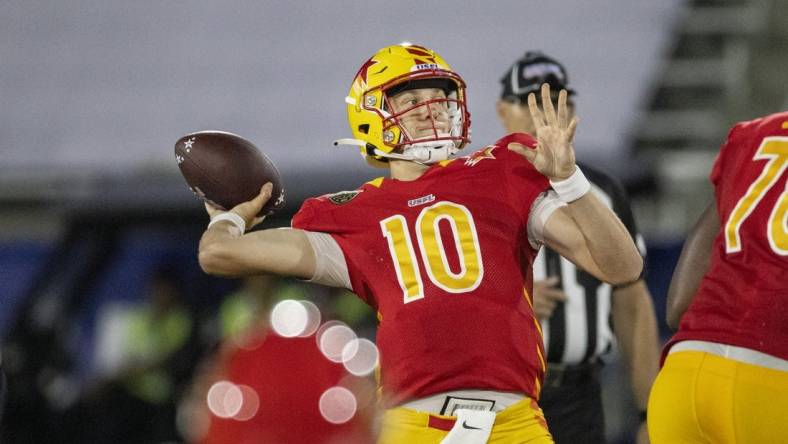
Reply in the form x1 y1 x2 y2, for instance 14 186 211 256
292 134 551 407
670 111 788 360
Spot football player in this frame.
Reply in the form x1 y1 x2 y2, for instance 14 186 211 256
647 111 788 443
198 43 642 443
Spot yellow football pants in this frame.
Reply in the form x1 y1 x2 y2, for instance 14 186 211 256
648 351 788 444
377 397 554 444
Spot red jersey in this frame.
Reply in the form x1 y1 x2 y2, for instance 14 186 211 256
667 111 788 360
292 134 550 407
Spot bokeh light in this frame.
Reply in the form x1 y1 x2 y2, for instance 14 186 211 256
232 384 260 421
206 380 242 419
316 321 357 363
341 338 379 376
318 386 357 424
297 299 322 337
270 299 308 337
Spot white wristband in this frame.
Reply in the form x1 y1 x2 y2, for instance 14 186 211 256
207 212 246 236
550 167 591 203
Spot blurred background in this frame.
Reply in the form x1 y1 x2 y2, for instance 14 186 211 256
2 0 787 442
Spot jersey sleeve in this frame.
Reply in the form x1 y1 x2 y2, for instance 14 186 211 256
301 231 352 289
291 197 375 304
526 190 565 249
710 121 748 187
291 197 335 233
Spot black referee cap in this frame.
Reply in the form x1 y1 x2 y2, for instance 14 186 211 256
499 51 576 102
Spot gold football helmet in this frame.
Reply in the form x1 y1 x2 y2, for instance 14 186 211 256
335 43 471 167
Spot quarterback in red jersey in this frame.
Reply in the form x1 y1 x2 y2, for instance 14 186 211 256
648 111 788 444
198 43 642 443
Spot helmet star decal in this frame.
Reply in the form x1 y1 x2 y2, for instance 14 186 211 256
464 146 496 166
356 57 379 86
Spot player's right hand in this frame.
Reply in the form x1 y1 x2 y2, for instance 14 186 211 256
205 183 273 230
532 276 567 320
509 83 578 181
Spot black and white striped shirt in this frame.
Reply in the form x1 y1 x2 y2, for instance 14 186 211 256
533 164 646 365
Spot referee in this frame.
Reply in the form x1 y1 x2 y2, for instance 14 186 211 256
496 51 660 444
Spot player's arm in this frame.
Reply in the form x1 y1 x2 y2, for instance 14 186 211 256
666 201 718 330
198 183 316 279
511 84 642 284
540 193 642 284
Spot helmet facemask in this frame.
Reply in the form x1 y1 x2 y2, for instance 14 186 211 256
376 75 469 164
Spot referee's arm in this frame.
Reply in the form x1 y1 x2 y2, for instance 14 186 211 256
611 280 660 411
612 280 659 444
607 174 660 444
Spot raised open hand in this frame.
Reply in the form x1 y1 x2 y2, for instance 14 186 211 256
508 83 579 181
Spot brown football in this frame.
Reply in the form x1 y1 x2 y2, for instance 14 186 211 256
174 131 285 216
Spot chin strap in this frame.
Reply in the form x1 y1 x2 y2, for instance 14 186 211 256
398 141 458 164
333 138 458 165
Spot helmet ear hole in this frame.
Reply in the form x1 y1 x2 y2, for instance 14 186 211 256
358 124 369 134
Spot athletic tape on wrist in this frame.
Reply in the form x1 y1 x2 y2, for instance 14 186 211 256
550 167 591 203
207 212 246 236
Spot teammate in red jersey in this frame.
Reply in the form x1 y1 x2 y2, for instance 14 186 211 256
193 330 374 444
198 43 642 443
648 111 788 444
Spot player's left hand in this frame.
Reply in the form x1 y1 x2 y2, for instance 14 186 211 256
508 83 578 181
